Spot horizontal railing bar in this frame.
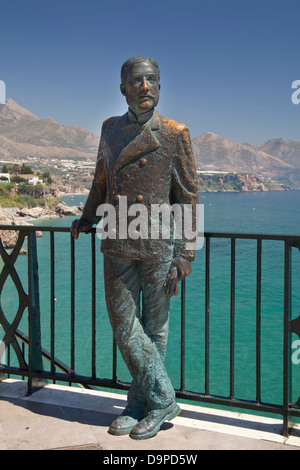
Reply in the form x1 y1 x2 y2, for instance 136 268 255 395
175 390 284 416
0 225 73 232
5 325 287 416
0 366 131 391
288 407 300 417
1 361 286 417
0 224 300 243
14 328 71 375
205 232 300 242
7 328 93 390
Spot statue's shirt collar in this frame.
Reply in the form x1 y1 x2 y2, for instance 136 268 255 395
127 107 155 125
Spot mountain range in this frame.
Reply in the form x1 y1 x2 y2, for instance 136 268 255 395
0 98 98 160
0 98 299 187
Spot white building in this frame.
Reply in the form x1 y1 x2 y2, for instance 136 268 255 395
0 173 10 183
20 175 44 185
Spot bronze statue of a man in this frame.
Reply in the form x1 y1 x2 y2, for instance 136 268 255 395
71 57 198 440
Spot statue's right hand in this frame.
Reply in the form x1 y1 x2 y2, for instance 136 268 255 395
70 218 93 240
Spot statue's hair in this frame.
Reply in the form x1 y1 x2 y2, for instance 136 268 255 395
121 57 160 83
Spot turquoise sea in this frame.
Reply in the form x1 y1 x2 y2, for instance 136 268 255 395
1 190 300 415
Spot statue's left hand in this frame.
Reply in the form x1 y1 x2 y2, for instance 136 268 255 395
70 217 93 240
164 257 192 297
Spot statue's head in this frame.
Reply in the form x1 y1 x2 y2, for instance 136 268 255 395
120 57 160 115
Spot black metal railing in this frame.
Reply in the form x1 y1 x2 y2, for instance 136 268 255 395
0 224 300 437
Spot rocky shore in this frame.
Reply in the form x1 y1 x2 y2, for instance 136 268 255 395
0 202 83 249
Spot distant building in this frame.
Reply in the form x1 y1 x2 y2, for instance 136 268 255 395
196 170 236 175
0 173 10 183
20 175 44 185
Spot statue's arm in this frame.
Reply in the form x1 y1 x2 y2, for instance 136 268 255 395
165 126 198 296
71 127 107 239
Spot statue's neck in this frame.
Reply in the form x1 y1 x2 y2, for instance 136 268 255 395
128 107 155 124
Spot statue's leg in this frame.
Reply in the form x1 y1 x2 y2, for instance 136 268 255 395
139 259 171 363
103 254 175 412
126 260 172 417
129 259 182 440
104 255 144 435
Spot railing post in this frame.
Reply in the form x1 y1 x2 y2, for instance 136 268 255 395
27 231 45 394
180 278 186 392
205 236 210 395
283 241 294 436
256 238 262 404
230 238 236 400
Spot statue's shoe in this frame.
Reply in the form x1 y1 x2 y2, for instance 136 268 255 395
129 401 181 440
108 407 144 436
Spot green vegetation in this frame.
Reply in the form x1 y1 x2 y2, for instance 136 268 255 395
0 182 60 208
10 175 28 184
40 171 53 184
197 173 269 192
2 163 34 174
198 173 246 192
1 163 54 185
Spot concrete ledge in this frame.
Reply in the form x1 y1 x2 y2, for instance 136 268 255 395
0 379 300 450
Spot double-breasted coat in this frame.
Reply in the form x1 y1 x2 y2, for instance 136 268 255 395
82 109 199 261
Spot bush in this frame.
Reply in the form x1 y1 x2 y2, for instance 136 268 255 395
10 176 28 184
0 182 60 208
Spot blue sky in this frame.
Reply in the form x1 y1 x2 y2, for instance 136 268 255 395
1 0 300 144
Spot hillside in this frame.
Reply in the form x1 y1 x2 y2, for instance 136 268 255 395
256 138 300 168
191 132 293 177
1 98 300 189
0 98 98 160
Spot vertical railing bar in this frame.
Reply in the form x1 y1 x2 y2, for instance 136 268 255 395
27 231 44 390
70 234 75 385
91 232 96 379
113 338 117 382
180 278 186 392
22 342 25 380
7 344 10 378
50 231 55 381
283 241 294 436
256 238 262 404
205 236 210 395
27 232 33 395
230 237 235 400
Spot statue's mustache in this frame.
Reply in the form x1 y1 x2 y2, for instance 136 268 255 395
138 93 155 98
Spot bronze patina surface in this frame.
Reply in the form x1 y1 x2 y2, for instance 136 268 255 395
71 57 198 439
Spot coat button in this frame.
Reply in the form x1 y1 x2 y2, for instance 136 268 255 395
140 158 147 166
137 195 143 202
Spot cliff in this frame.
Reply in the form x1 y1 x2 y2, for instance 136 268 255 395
0 202 83 249
197 172 286 192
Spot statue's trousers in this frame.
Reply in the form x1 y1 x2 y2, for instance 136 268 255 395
103 254 175 411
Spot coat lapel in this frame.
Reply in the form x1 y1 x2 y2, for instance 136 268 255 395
112 110 161 173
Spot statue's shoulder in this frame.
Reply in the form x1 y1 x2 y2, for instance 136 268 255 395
160 115 189 135
102 115 124 130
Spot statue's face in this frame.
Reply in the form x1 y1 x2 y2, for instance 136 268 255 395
121 61 160 115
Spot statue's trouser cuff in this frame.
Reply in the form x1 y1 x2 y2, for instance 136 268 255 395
103 254 175 410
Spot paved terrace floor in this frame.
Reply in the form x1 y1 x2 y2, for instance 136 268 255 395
1 379 300 451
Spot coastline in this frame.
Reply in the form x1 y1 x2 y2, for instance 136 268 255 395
1 187 298 250
0 202 83 249
58 189 90 197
